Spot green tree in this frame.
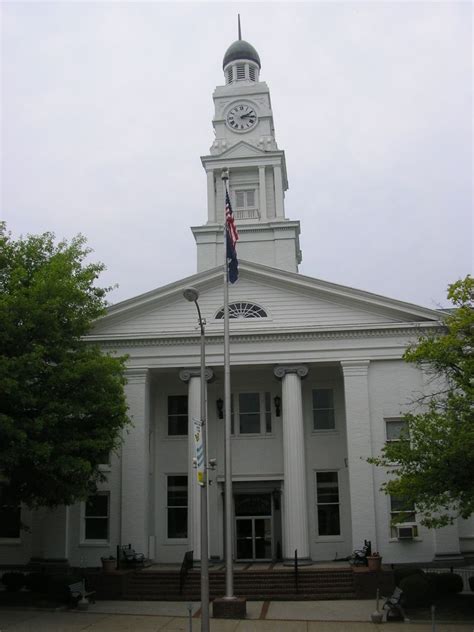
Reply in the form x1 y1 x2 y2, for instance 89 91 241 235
370 275 474 528
0 224 129 508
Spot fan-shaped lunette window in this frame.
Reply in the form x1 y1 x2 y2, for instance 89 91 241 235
215 302 268 320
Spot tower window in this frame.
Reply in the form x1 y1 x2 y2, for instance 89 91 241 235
235 190 256 209
226 67 233 84
249 66 256 81
215 302 268 319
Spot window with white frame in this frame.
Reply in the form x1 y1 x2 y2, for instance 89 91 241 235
385 418 408 442
229 392 273 435
0 487 21 539
84 493 109 541
390 495 417 537
98 450 111 467
316 471 340 536
312 388 335 430
168 395 188 436
235 189 256 210
167 475 188 539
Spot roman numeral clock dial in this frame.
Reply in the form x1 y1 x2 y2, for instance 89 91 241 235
226 103 258 131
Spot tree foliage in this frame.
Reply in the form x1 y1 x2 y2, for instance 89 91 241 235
370 275 474 528
0 224 129 508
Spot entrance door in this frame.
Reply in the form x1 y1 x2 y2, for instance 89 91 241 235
235 494 272 561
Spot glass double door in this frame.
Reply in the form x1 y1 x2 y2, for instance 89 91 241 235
235 493 272 561
236 517 272 560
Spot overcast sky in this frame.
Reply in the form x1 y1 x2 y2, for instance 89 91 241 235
2 1 472 309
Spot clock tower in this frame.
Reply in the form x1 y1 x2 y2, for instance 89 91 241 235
192 29 302 274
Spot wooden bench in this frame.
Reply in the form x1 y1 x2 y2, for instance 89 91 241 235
383 587 408 621
68 580 96 605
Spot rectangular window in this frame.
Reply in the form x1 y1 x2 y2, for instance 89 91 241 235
316 472 340 536
235 190 256 209
390 496 416 528
167 475 188 539
85 493 109 541
98 450 111 466
312 388 335 430
386 418 408 442
239 392 260 434
232 392 272 435
0 488 21 539
168 395 188 436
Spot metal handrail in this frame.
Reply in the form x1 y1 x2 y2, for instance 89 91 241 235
179 550 194 595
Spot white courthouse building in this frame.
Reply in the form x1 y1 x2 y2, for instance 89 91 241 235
2 35 473 569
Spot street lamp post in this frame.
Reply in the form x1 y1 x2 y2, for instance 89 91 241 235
183 287 209 632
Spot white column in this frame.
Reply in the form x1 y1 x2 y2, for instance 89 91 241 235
341 360 377 551
259 166 267 220
273 164 284 218
207 170 216 223
274 365 310 560
180 368 213 562
121 368 150 556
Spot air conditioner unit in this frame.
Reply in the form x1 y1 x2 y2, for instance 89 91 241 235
396 524 417 540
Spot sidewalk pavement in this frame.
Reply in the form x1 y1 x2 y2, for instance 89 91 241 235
0 599 473 631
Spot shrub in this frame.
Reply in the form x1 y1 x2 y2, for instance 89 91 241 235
399 573 434 607
424 573 440 596
24 572 50 593
394 567 424 587
433 572 464 596
1 572 25 592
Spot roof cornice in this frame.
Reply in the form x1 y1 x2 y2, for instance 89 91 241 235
86 321 443 348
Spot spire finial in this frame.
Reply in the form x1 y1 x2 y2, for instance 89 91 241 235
238 14 242 40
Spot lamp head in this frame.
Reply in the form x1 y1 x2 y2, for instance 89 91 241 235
183 287 199 302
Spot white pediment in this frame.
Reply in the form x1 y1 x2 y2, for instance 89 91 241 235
89 262 443 340
216 141 268 160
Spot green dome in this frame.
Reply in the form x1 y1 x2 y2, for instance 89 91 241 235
223 39 261 69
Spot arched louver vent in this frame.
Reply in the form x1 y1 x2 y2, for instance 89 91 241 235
226 67 233 84
249 65 256 81
236 64 246 80
215 302 268 320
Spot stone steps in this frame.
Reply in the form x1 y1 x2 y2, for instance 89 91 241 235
122 568 356 601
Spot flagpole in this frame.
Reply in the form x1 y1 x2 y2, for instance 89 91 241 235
221 168 234 600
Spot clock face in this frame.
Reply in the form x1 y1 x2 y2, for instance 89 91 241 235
226 103 258 132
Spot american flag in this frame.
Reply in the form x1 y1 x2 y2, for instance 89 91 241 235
225 190 239 284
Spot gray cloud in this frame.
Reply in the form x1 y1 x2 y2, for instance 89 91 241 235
2 1 472 308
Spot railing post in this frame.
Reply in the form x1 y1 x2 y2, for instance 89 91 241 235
294 549 298 594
